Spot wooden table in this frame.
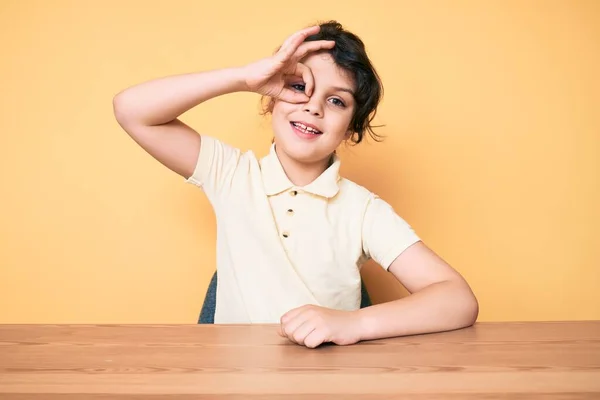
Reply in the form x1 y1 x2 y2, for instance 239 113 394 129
0 322 599 399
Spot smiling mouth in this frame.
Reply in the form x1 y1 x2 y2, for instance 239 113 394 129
290 122 323 135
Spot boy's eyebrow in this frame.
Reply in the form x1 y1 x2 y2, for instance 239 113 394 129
331 86 355 96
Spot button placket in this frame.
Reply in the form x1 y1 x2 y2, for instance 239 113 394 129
281 189 299 239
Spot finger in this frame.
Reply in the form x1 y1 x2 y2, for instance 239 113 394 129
277 25 321 62
282 309 312 339
293 40 336 62
280 25 320 53
281 305 311 326
293 63 315 97
304 329 327 349
291 320 316 347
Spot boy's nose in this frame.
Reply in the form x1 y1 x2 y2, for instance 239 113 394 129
303 100 322 117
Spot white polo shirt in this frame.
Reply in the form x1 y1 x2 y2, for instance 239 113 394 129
186 135 421 324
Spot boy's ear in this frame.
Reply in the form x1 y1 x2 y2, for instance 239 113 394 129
344 129 353 140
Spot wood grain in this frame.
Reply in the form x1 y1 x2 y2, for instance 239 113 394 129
0 322 599 399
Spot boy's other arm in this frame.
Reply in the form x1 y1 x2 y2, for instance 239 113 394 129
278 241 478 348
356 241 479 341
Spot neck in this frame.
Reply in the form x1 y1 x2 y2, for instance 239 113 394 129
275 146 333 187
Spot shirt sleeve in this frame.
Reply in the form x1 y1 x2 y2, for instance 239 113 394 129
185 135 241 200
362 194 421 270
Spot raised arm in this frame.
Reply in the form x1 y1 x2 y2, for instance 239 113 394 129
112 68 248 178
112 25 335 179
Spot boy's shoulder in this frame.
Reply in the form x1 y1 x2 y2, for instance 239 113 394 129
336 175 378 205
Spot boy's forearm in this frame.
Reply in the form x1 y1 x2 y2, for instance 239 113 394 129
355 280 479 341
113 67 249 126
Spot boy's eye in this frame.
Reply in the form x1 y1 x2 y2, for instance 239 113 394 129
329 98 346 107
291 83 305 92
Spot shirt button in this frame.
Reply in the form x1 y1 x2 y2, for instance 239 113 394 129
282 231 290 238
286 209 294 216
290 190 298 196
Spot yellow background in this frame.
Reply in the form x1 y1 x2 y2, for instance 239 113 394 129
1 0 598 323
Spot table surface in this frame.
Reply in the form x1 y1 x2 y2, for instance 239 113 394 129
0 321 599 399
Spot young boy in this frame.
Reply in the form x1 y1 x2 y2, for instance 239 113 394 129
113 21 479 348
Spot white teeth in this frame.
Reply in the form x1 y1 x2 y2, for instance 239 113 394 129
293 122 321 134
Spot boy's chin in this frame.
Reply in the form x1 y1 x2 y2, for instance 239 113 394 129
277 142 331 164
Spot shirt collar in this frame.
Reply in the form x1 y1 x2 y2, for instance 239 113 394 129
260 144 341 198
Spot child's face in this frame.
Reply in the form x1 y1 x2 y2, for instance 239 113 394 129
271 52 355 164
